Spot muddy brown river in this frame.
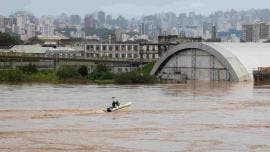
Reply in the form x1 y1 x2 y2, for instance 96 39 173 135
0 82 270 152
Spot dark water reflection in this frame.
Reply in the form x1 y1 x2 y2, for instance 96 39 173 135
0 82 270 151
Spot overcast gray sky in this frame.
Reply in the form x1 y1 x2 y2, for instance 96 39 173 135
1 0 270 17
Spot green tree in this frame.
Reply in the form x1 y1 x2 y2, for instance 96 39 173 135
0 69 24 82
56 66 81 79
114 71 156 84
19 64 38 74
113 63 157 84
78 65 88 77
90 64 114 80
0 32 23 46
83 28 114 40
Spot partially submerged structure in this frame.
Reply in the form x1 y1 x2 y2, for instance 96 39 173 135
151 43 270 82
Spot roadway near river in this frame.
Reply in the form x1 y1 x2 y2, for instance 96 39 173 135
0 82 270 151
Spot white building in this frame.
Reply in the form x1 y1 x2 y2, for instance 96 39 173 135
16 15 27 39
70 27 85 38
25 23 36 39
45 47 84 58
85 43 160 60
38 16 54 36
115 28 125 42
85 34 100 41
16 15 26 31
16 15 36 40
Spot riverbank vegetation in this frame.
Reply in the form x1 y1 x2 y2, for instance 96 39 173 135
0 63 157 84
113 63 156 84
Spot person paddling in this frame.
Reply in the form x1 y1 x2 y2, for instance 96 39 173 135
107 98 131 113
112 97 116 108
112 97 120 108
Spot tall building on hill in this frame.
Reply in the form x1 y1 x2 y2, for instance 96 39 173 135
242 24 253 42
16 15 26 31
140 22 146 35
211 25 217 40
98 11 105 27
0 16 5 32
16 14 27 39
242 22 270 42
70 15 81 25
259 22 269 39
4 17 16 33
203 22 213 39
115 28 125 42
106 15 112 25
84 15 93 28
38 16 54 36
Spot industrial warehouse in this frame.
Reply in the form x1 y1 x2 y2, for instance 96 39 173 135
151 42 270 82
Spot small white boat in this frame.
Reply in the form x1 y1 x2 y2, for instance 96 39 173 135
106 102 132 112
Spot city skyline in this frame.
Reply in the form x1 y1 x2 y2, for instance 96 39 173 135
1 0 270 18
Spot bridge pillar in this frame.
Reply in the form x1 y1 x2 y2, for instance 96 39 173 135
53 58 60 71
10 59 16 69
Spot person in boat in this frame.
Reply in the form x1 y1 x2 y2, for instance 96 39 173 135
112 97 116 108
112 97 120 108
115 100 120 107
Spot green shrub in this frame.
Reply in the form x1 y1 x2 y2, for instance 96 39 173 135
113 72 133 84
0 69 24 82
89 63 157 84
24 70 58 82
114 71 156 84
90 64 114 80
113 63 157 84
19 64 38 74
78 65 88 77
56 66 81 79
8 70 24 82
141 62 155 75
95 64 109 72
0 32 23 46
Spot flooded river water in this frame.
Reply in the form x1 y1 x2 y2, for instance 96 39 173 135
0 82 270 152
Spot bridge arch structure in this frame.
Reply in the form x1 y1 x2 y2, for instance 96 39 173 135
151 42 270 82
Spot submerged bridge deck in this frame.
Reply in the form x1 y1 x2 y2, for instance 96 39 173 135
0 52 153 64
0 52 154 70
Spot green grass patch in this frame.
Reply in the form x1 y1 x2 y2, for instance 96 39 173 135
0 63 158 85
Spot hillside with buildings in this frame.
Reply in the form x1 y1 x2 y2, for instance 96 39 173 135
1 9 270 83
1 9 270 43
